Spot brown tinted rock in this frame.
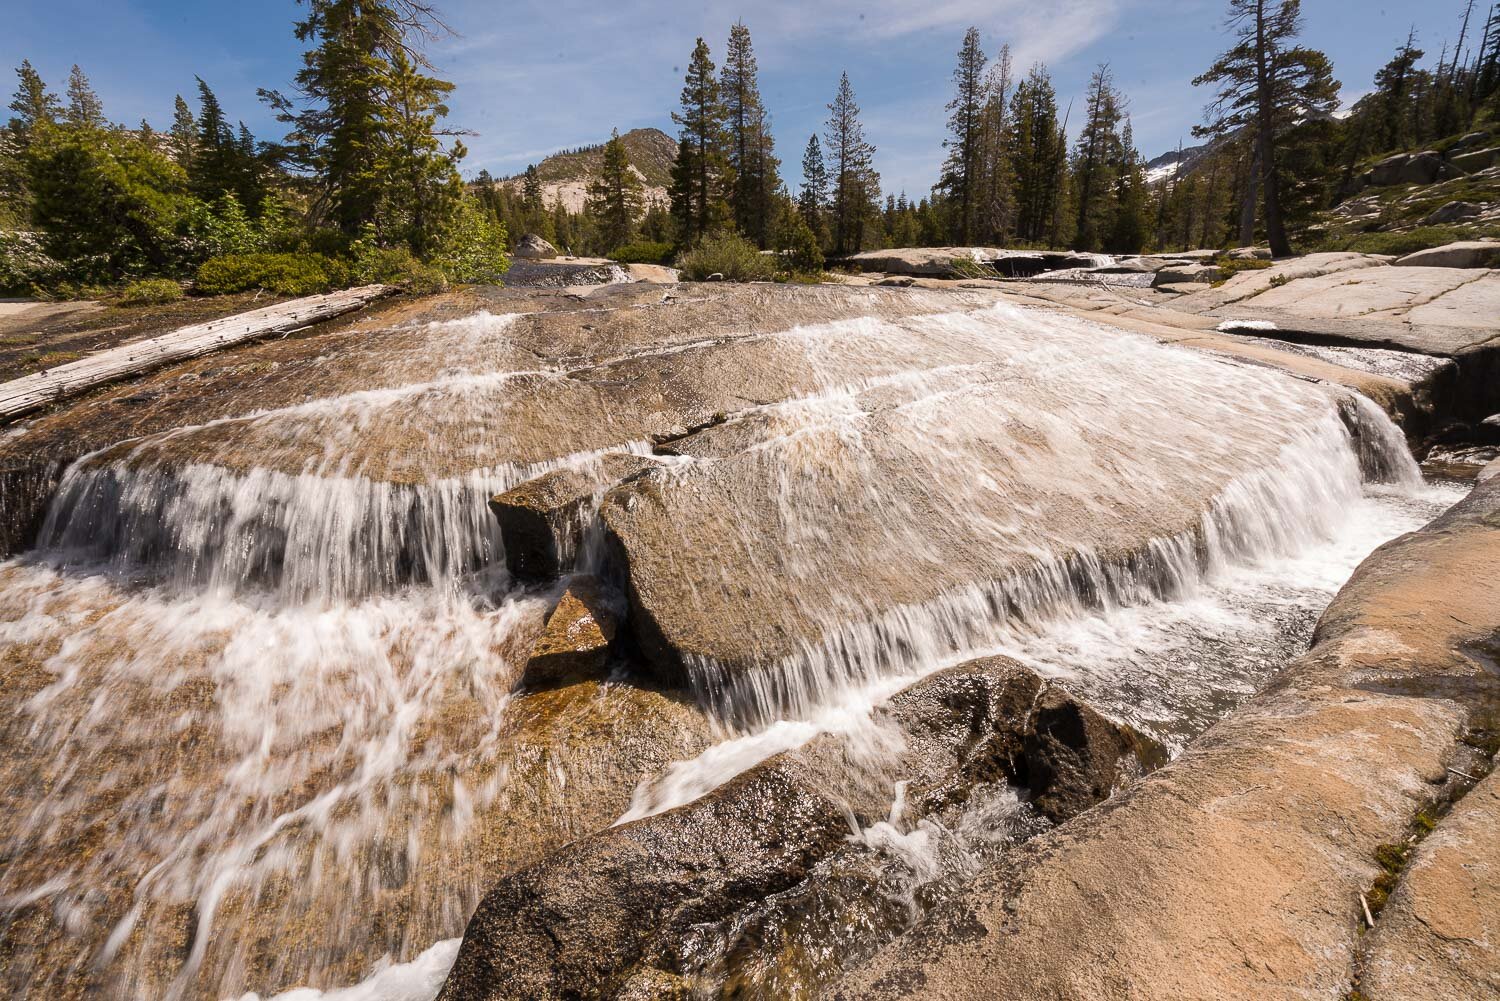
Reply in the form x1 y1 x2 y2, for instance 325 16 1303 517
833 477 1500 1001
491 453 657 578
1362 771 1500 1001
436 755 851 1001
522 576 621 687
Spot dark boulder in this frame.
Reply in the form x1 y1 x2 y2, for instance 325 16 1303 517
1423 200 1484 225
1369 151 1451 186
1023 685 1168 821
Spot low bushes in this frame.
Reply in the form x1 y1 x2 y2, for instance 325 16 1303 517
195 252 349 296
1215 256 1275 276
609 241 675 265
118 278 185 305
349 245 449 294
676 232 777 282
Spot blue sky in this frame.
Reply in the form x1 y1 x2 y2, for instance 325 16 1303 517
3 1 1477 196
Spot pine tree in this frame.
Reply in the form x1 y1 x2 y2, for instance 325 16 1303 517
939 27 988 244
169 95 196 167
1105 118 1149 253
1071 64 1123 251
64 65 104 129
669 37 731 243
191 77 238 202
1372 33 1424 150
263 0 464 247
1193 0 1339 257
9 61 62 140
1007 64 1064 244
975 48 1016 244
721 23 779 246
378 47 464 256
522 164 542 210
1478 5 1500 105
587 128 643 251
824 72 878 255
798 133 828 240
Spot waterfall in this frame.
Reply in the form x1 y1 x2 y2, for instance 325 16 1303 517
0 291 1451 1001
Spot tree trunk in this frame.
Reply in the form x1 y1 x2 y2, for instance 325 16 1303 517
1253 0 1292 257
1239 146 1260 248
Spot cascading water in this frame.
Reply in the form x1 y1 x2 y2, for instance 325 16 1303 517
0 290 1459 1001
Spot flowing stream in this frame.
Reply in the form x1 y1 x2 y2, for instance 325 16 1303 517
0 296 1461 1001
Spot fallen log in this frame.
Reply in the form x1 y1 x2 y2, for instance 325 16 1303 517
0 284 395 424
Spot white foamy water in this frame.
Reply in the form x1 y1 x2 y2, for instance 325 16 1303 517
0 291 1460 1001
235 938 459 1001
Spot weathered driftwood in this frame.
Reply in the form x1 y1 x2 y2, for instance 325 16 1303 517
0 285 395 424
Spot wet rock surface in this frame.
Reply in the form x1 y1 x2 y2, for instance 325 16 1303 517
438 658 1164 1001
832 475 1500 1001
521 576 622 687
593 299 1348 709
0 270 1490 1001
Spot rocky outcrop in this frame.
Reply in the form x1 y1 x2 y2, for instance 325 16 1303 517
593 304 1344 706
513 234 559 260
839 247 1106 278
1421 200 1484 225
438 658 1166 1001
1151 262 1221 286
1369 150 1454 187
832 474 1500 1001
1394 240 1500 269
1173 251 1390 310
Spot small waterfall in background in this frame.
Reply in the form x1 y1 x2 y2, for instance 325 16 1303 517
0 297 1458 1001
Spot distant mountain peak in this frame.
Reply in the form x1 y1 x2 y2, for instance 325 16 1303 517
488 127 677 213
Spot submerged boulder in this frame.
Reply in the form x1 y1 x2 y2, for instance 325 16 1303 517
437 657 1165 1001
1023 685 1169 821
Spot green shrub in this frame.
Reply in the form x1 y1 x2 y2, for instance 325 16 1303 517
194 252 348 296
1215 256 1275 276
609 241 675 265
774 212 824 276
676 231 776 282
351 245 448 294
0 230 61 296
118 278 184 306
430 197 509 285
